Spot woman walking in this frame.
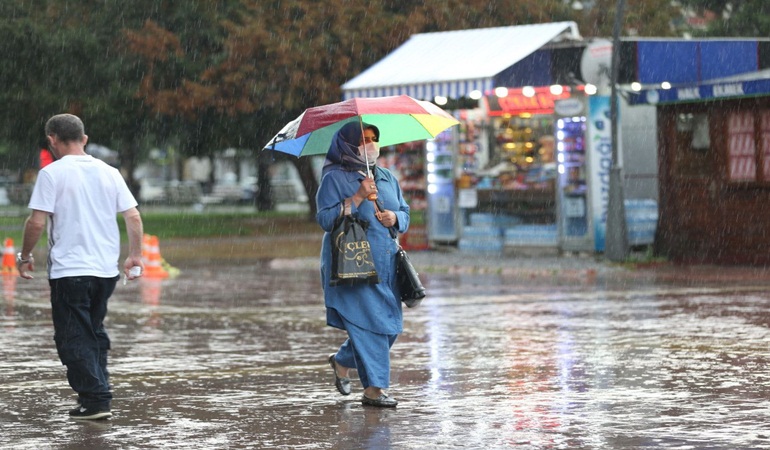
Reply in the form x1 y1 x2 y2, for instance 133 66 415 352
316 121 411 407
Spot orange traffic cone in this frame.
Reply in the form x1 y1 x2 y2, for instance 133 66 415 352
140 277 163 306
3 272 16 300
3 273 15 326
142 234 151 262
142 235 169 279
1 238 19 275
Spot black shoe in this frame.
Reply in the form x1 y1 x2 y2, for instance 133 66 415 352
69 406 112 420
361 394 398 408
328 353 352 396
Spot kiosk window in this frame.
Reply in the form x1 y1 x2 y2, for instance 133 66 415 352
725 110 770 184
676 113 710 151
675 112 710 177
727 111 756 182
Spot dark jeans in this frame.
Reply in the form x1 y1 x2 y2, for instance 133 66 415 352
50 275 118 410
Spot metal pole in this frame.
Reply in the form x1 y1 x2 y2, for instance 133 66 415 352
605 0 629 261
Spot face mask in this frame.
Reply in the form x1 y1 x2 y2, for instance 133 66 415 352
358 142 380 163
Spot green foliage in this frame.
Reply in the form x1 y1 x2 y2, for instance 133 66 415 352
0 0 693 180
620 245 669 267
706 0 770 36
573 0 679 37
128 210 312 239
678 0 770 36
0 208 315 242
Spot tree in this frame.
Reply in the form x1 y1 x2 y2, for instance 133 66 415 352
0 0 685 213
129 0 580 216
0 0 245 194
678 0 770 36
570 0 679 37
0 2 97 174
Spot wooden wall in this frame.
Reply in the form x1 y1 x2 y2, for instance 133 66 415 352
655 98 770 265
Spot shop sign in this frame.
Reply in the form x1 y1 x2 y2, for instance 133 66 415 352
713 83 745 97
555 98 584 116
486 87 572 116
677 87 700 101
630 78 770 105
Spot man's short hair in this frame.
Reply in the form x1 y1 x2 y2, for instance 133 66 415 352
45 114 85 143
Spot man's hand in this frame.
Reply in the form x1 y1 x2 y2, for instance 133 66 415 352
17 258 35 279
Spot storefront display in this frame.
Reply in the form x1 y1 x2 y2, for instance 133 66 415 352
384 141 426 210
454 88 617 253
386 87 624 253
457 87 568 228
488 114 556 188
381 142 429 249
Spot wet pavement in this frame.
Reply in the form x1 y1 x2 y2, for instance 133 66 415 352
2 253 770 449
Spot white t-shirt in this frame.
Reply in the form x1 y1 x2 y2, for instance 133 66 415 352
28 154 138 279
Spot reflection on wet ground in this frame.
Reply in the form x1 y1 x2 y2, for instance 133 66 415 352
2 264 770 449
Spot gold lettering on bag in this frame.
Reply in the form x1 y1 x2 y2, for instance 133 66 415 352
334 231 376 272
345 240 370 252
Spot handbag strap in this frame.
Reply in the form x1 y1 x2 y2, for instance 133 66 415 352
373 198 401 245
342 197 352 216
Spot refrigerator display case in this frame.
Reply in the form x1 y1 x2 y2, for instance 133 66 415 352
426 130 458 243
554 95 617 253
554 96 592 252
556 114 590 251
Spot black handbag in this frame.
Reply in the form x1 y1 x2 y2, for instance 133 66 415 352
330 213 379 286
375 198 426 308
395 245 426 308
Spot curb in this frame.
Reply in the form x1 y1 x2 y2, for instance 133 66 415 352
267 252 770 285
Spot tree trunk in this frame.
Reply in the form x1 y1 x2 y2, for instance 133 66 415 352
294 158 318 221
125 138 141 200
256 151 273 211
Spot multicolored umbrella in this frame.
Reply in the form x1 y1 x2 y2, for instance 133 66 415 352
263 95 459 157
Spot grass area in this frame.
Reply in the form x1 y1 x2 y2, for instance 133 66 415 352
0 211 30 244
140 210 323 262
0 205 421 262
620 245 669 267
134 210 319 240
0 208 324 261
0 208 318 239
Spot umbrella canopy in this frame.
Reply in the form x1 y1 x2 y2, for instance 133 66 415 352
264 95 459 157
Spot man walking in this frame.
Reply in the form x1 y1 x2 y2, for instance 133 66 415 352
17 114 144 420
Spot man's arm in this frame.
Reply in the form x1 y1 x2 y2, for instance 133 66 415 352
122 207 144 277
18 209 47 279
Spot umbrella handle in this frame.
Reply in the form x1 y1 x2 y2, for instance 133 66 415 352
360 118 377 202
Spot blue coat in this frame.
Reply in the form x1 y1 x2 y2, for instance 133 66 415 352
316 166 410 335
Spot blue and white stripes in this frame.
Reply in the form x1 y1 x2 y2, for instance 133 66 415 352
341 22 580 101
343 78 494 101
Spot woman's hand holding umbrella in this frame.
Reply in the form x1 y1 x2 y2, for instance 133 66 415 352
351 177 377 206
351 176 396 226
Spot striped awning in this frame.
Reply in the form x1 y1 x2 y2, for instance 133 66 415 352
342 22 581 100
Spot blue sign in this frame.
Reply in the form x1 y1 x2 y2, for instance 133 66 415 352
587 96 613 252
629 78 770 106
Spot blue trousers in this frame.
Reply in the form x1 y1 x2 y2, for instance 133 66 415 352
50 276 118 410
335 318 397 390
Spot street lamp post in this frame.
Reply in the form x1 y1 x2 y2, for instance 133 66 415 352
605 0 629 261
